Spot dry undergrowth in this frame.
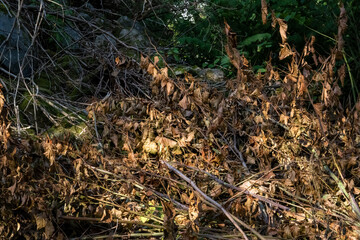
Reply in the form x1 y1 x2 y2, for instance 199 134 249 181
1 3 360 240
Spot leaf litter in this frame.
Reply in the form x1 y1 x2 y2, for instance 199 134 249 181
1 5 360 240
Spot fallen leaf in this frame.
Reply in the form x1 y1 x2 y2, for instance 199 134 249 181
155 136 177 148
279 43 293 60
179 95 189 109
8 182 16 195
280 114 289 125
166 82 174 96
35 213 47 230
45 221 55 239
143 139 158 154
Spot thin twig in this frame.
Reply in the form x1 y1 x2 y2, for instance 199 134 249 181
60 215 165 229
83 162 188 211
91 107 103 155
174 162 289 211
162 160 267 240
218 130 249 173
87 196 164 224
70 232 163 240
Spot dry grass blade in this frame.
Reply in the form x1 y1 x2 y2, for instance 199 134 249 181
324 165 360 221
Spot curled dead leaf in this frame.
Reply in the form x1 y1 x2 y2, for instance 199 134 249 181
179 95 189 109
143 139 158 154
35 213 47 230
166 81 175 96
271 11 288 43
261 0 268 24
140 54 149 69
155 136 177 148
279 43 293 60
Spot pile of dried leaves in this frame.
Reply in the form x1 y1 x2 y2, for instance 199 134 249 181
1 4 360 240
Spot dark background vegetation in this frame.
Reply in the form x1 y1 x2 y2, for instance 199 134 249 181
23 0 360 104
94 0 358 104
3 0 359 117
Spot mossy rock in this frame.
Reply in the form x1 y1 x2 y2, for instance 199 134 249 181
45 122 91 140
173 65 201 77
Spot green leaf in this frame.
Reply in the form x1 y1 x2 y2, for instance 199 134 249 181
140 216 149 223
241 33 271 46
284 12 296 21
220 56 230 66
212 148 221 154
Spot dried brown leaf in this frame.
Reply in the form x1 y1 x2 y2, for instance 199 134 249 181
155 136 177 148
271 11 288 43
194 88 202 102
280 114 289 125
261 0 268 24
162 201 177 240
313 103 324 116
154 56 160 66
147 63 155 76
279 43 293 60
202 90 209 103
140 54 149 69
166 82 175 96
210 184 222 198
115 56 126 66
45 221 55 239
338 64 346 86
188 204 199 223
35 213 47 230
246 155 256 165
186 131 195 142
143 139 158 154
179 95 189 109
110 135 118 148
224 21 237 48
226 173 234 185
8 182 16 195
297 74 308 96
43 138 55 166
277 18 288 43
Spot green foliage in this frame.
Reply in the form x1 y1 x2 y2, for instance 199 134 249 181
202 55 230 72
343 0 360 103
239 33 272 58
147 0 341 69
241 33 271 47
167 47 180 62
142 0 360 101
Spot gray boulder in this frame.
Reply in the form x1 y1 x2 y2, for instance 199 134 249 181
0 12 32 76
117 16 149 48
95 33 116 47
